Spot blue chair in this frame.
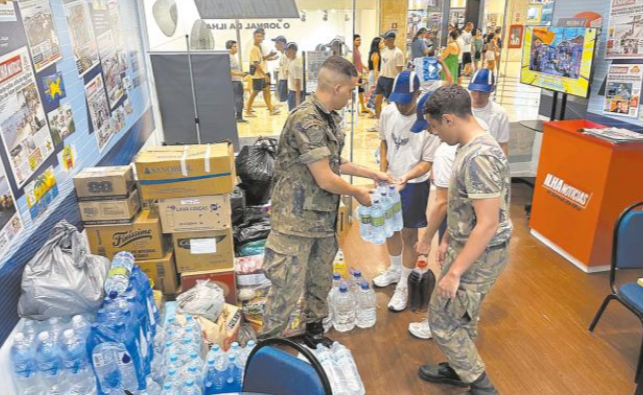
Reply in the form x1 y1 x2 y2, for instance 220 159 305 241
589 202 643 382
242 338 332 395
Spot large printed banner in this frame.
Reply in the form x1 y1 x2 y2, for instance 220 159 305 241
0 47 55 187
63 0 99 76
17 0 62 72
603 64 643 118
606 0 643 59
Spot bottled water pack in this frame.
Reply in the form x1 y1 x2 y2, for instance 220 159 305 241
358 184 403 245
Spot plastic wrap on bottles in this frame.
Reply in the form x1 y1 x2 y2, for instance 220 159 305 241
18 221 110 319
176 280 225 322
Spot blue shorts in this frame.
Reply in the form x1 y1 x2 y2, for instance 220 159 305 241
288 90 305 111
400 181 430 229
375 76 395 98
278 79 288 102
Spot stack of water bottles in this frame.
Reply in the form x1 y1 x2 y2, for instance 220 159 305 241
88 251 163 395
307 342 365 395
358 183 403 245
10 315 96 395
201 340 256 394
325 269 377 334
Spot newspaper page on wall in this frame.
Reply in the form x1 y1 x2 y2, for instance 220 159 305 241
603 64 643 118
63 0 99 76
85 74 114 151
0 47 55 187
0 0 16 22
304 51 331 93
17 0 62 72
0 161 22 260
606 0 643 59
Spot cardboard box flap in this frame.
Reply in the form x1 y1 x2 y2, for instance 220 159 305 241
75 166 132 178
135 144 234 181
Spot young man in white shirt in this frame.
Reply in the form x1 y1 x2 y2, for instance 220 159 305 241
272 35 289 104
461 22 474 78
227 40 248 123
369 30 405 132
285 42 304 111
468 69 510 156
374 70 441 312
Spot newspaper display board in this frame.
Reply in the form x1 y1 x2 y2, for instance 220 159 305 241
603 64 643 118
606 0 643 59
304 51 332 93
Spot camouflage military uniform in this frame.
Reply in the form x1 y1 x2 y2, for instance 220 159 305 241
260 93 344 340
429 133 513 383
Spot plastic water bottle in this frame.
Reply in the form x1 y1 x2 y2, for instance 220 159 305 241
206 344 223 362
350 270 364 293
370 198 386 245
331 342 366 395
226 354 242 392
323 273 343 332
203 356 217 395
35 331 63 386
183 379 203 395
380 191 394 237
104 251 135 294
47 317 65 342
213 350 229 391
165 368 182 390
161 381 177 395
408 258 435 312
22 320 38 342
185 365 203 389
10 332 39 395
240 340 256 366
313 346 350 395
333 284 356 332
112 322 143 392
87 324 121 394
71 315 91 340
357 204 373 242
145 377 163 395
388 185 403 232
355 282 377 329
61 329 89 374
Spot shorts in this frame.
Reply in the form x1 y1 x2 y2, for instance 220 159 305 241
358 78 365 93
277 79 288 102
252 78 268 92
474 51 482 61
375 76 395 98
463 52 472 64
400 181 430 229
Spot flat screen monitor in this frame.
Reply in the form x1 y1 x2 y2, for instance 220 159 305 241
520 26 598 98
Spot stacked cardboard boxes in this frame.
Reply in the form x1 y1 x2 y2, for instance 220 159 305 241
74 166 178 295
134 143 237 302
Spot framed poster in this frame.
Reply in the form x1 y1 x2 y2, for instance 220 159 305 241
606 0 643 59
603 64 642 118
508 25 524 48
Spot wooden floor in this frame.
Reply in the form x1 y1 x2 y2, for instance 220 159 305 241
331 184 640 395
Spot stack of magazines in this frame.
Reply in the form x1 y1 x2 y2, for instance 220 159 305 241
581 127 643 143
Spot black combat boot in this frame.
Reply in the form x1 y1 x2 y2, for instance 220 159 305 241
465 372 499 395
303 321 333 348
418 362 469 388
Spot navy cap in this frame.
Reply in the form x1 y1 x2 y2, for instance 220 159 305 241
286 42 298 51
468 68 495 93
382 30 396 39
389 70 421 105
410 91 434 133
271 35 287 43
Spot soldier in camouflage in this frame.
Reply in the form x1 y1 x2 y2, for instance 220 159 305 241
418 85 512 395
259 56 392 346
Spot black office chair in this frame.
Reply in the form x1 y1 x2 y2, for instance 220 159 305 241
589 201 643 382
243 338 332 395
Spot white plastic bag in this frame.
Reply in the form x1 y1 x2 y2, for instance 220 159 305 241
176 279 225 321
18 221 110 319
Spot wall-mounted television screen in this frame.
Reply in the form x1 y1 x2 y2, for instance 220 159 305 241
520 26 598 98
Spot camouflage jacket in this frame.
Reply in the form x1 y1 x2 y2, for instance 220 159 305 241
270 93 345 238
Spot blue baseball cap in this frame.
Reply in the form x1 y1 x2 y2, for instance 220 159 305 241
410 91 434 133
468 69 495 93
389 70 421 105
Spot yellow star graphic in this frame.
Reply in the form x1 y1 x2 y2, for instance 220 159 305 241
48 77 62 100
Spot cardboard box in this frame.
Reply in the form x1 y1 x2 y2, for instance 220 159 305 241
338 200 351 237
86 209 168 260
181 268 237 305
157 195 231 233
137 252 180 295
74 166 134 201
79 189 141 225
197 303 242 351
134 144 236 200
173 229 235 273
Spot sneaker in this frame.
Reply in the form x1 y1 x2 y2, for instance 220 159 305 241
408 319 432 340
366 125 380 133
373 267 401 288
388 284 408 312
236 119 249 123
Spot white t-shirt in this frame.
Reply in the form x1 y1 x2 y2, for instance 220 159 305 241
461 31 473 54
278 51 289 81
472 101 510 144
380 104 441 183
456 36 465 62
287 58 303 91
380 47 405 79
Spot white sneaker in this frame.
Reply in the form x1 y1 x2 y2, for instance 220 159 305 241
388 285 408 312
408 319 432 339
373 267 401 288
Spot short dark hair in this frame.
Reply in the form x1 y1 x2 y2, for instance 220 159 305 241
226 40 236 49
321 56 358 78
449 30 460 41
423 85 473 121
354 34 361 40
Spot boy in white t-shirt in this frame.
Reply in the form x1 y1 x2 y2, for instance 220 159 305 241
285 42 304 111
469 69 510 156
374 70 441 312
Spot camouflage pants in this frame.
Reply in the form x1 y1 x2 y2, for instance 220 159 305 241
259 231 338 340
429 244 509 383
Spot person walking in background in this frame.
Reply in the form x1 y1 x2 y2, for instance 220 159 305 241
272 35 289 104
351 34 371 115
286 42 304 111
461 22 475 78
246 29 280 117
483 32 498 70
412 28 433 60
473 29 484 71
369 30 405 132
367 37 384 118
469 69 510 156
442 30 461 85
227 40 248 123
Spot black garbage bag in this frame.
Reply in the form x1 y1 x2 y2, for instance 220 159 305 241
235 137 278 184
231 186 246 226
235 220 271 246
239 181 273 206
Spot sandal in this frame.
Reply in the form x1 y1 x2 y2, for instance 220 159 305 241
244 112 257 118
269 109 281 115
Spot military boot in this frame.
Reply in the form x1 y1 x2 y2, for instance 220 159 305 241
463 372 499 395
303 321 333 348
418 362 469 388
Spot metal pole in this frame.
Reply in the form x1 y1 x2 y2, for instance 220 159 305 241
498 0 511 103
235 19 243 71
185 34 202 144
350 0 356 186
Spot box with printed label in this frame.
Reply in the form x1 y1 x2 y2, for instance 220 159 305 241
338 200 351 237
173 229 235 272
181 268 237 305
74 166 134 201
157 195 231 233
134 144 236 200
137 252 179 295
86 209 168 260
79 189 141 225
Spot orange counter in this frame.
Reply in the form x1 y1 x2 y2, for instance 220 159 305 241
530 120 643 272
